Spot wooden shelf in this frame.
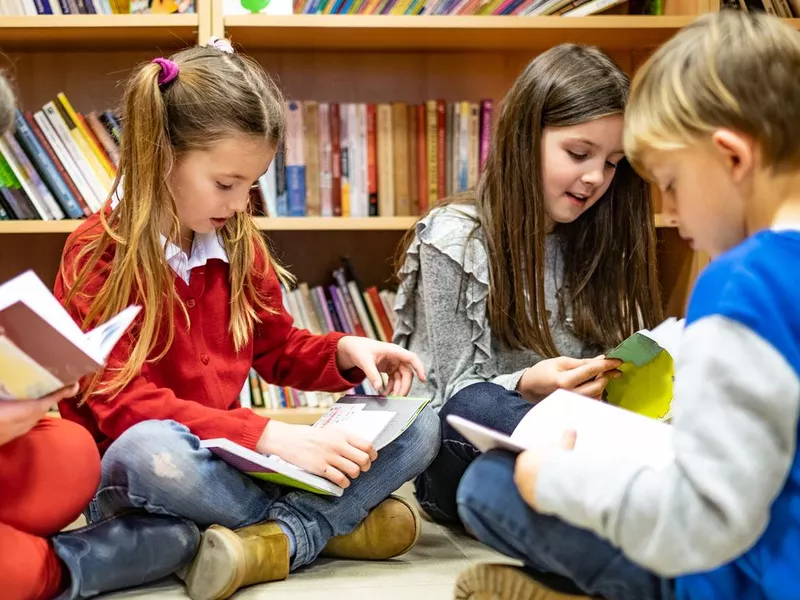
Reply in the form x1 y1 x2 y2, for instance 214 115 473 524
0 214 676 234
253 406 327 424
0 216 419 234
0 214 675 234
223 15 699 52
0 14 200 51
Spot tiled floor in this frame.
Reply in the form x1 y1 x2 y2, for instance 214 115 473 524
94 484 517 600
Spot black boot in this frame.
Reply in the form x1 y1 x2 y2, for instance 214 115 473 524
52 512 200 600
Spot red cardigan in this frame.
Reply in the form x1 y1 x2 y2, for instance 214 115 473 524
54 215 364 454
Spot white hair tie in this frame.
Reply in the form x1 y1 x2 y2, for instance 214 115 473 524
208 36 235 54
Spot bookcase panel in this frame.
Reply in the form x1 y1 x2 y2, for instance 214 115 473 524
2 51 156 116
0 234 68 289
250 49 636 106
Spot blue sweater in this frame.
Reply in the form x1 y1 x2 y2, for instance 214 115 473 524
536 229 800 600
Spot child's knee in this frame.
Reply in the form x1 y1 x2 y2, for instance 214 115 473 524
456 451 517 515
102 420 202 494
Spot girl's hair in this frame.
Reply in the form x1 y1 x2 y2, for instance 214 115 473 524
63 40 290 400
0 71 15 135
396 44 663 358
625 10 800 178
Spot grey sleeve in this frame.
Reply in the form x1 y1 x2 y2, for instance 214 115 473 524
418 243 527 398
534 315 800 576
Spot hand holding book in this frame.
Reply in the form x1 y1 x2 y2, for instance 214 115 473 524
0 382 79 447
256 420 377 489
517 356 622 402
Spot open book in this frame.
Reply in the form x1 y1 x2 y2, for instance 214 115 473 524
447 388 674 468
603 317 685 421
201 394 431 497
0 270 141 401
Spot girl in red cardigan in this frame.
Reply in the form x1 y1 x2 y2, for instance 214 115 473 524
54 38 439 600
0 71 199 600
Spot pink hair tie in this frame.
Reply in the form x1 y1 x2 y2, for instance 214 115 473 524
152 57 179 87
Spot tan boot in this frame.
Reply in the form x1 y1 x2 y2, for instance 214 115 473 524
454 564 590 600
181 522 290 600
322 495 421 560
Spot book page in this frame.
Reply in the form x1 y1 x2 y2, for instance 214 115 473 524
0 271 87 353
0 336 63 400
328 395 431 450
640 317 685 362
510 389 674 468
84 305 142 363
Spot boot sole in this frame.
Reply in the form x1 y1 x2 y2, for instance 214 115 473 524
185 526 247 600
454 564 590 600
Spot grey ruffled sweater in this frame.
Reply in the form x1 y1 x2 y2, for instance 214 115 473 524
393 204 599 411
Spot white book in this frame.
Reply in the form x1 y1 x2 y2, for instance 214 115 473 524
202 395 431 497
447 388 674 468
0 270 140 400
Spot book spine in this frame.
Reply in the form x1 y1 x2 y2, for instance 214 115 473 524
303 101 321 217
416 103 428 213
436 100 446 201
318 102 333 217
392 102 410 216
366 103 378 217
330 103 342 217
285 101 306 217
13 111 84 219
425 100 438 207
407 104 418 216
479 99 493 174
0 136 52 220
339 104 351 217
377 103 394 217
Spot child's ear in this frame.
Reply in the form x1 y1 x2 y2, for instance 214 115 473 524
710 129 755 184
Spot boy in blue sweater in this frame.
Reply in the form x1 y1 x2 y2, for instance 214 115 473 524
452 10 800 600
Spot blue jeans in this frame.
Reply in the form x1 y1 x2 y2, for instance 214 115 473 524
457 451 676 600
88 406 440 570
415 382 533 523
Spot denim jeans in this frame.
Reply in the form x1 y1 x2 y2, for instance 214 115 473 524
457 450 676 600
87 406 440 570
414 382 533 523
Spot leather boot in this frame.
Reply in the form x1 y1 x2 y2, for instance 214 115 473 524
53 512 200 600
181 521 290 600
322 494 421 560
455 563 590 600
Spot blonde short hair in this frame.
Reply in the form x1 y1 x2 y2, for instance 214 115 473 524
624 11 800 178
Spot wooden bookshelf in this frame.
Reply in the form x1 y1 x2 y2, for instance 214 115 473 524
0 14 202 51
224 14 697 52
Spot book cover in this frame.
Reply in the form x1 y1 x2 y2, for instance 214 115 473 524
603 317 685 421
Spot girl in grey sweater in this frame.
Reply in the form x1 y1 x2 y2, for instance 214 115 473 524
393 44 664 524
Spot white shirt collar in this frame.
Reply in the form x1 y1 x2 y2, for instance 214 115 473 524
110 190 229 285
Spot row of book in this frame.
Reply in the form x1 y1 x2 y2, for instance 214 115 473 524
720 0 800 17
0 0 195 14
1 95 498 222
291 0 659 15
0 95 119 222
239 257 398 410
253 99 493 220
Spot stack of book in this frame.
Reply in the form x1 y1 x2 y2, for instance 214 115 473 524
291 0 659 16
0 97 119 221
0 0 195 14
239 257 398 410
253 99 494 219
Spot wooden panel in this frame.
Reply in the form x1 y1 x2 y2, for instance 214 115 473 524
225 15 697 52
266 230 407 289
0 234 68 289
0 15 199 52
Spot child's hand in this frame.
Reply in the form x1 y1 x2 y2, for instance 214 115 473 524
514 429 577 510
336 336 427 396
518 356 621 400
0 383 79 447
256 420 378 488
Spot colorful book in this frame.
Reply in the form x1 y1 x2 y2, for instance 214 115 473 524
0 270 140 400
201 394 431 497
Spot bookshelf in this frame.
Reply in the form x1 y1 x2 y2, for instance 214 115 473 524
1 0 727 422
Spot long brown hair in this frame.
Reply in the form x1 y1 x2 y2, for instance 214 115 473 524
396 44 662 358
62 41 291 400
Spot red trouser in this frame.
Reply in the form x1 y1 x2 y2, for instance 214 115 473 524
0 418 101 600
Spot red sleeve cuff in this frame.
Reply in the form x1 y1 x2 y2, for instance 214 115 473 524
231 411 271 452
324 333 366 389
